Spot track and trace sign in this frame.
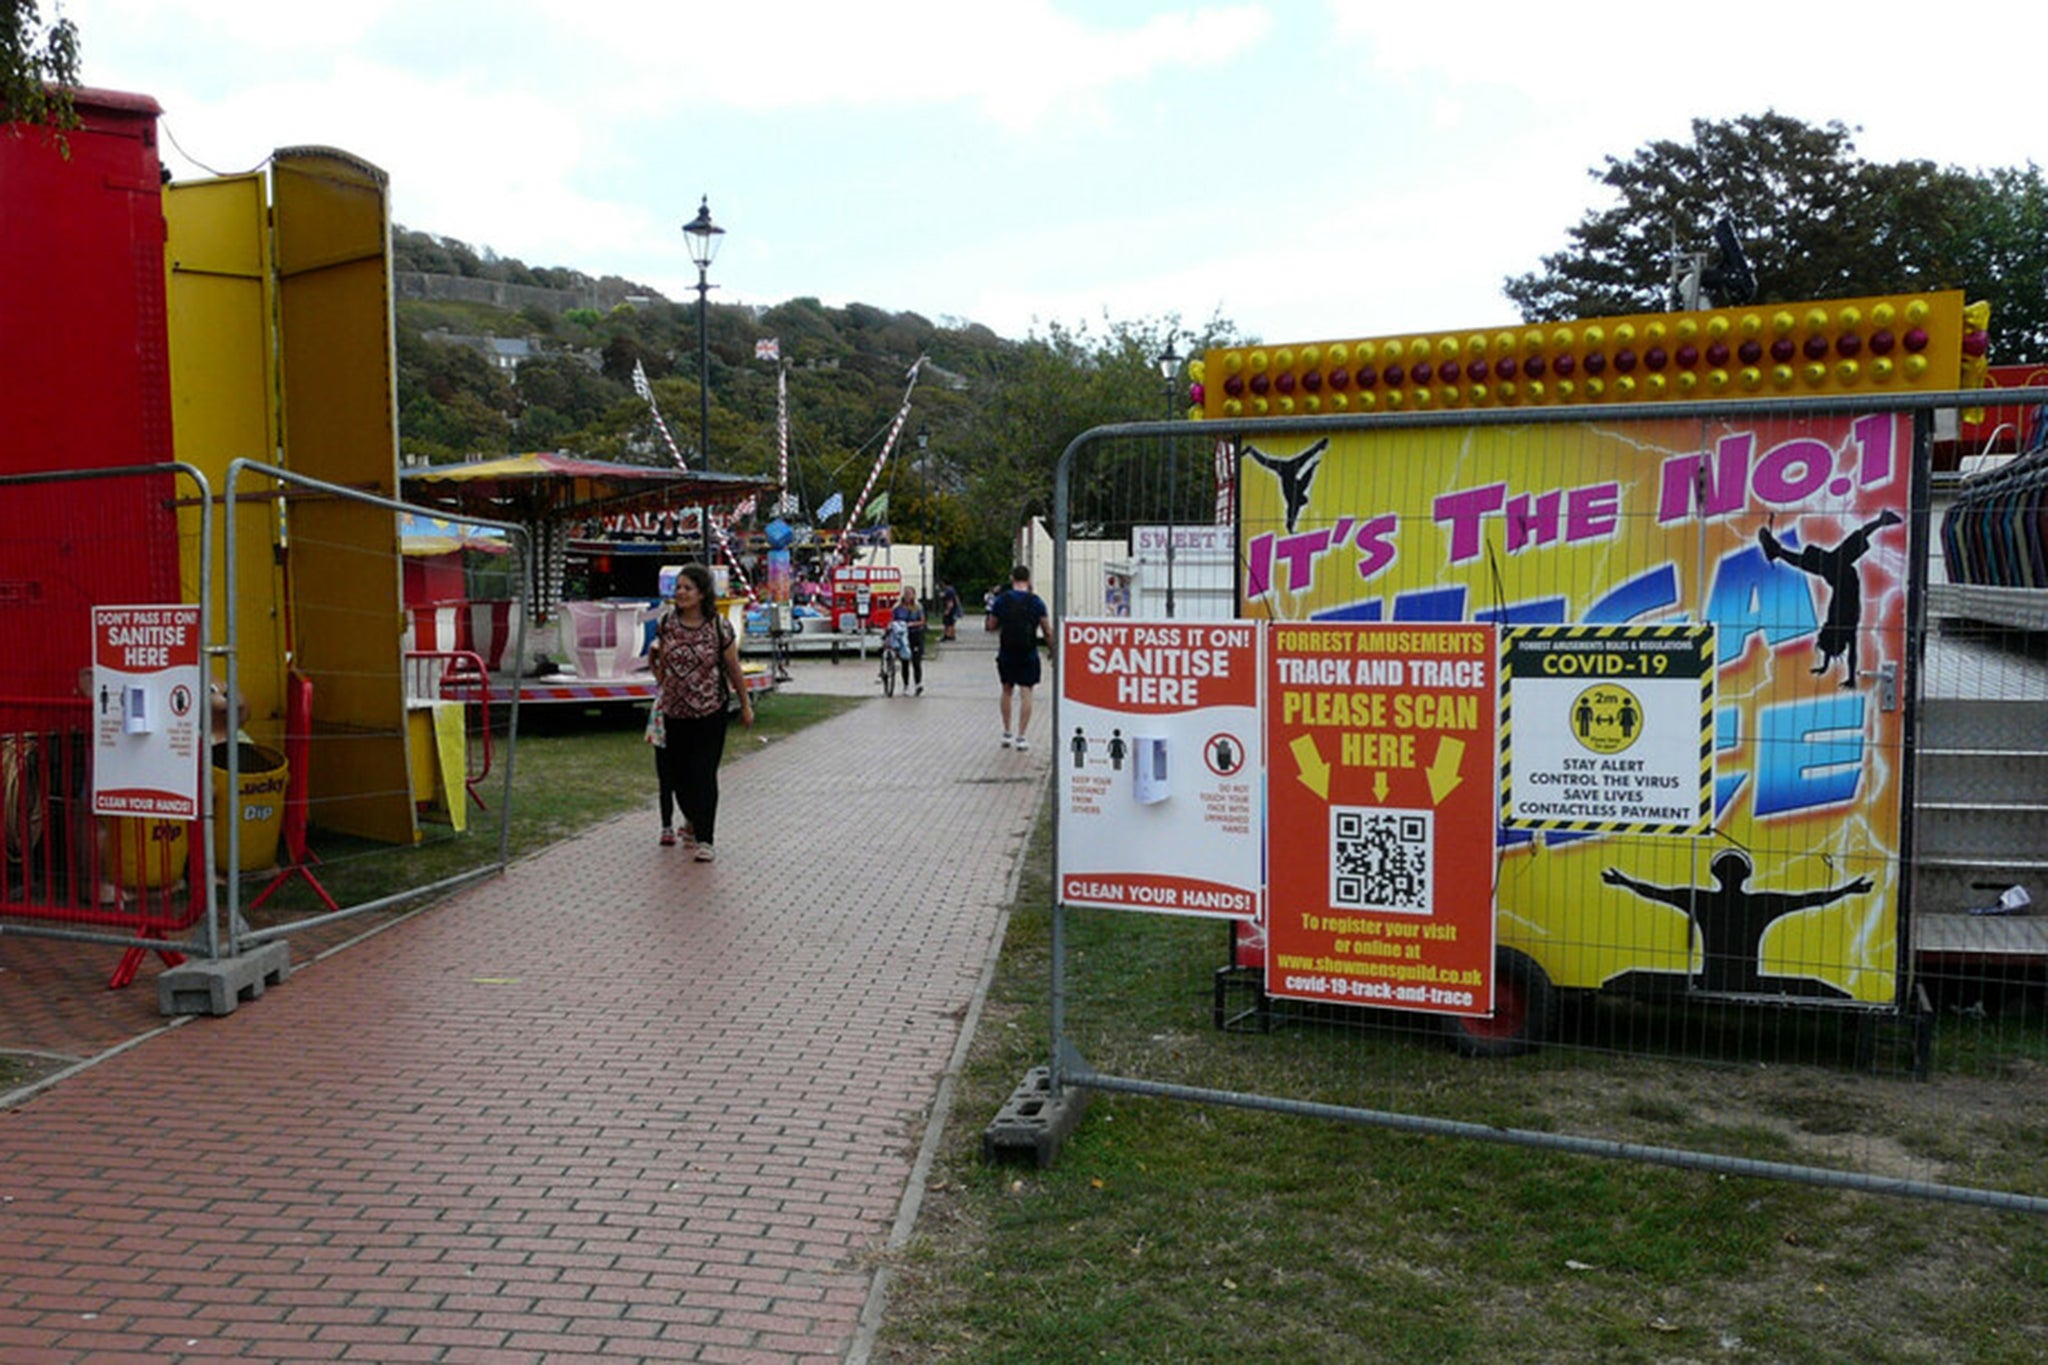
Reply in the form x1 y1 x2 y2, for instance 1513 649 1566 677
1500 625 1714 835
1264 623 1498 1016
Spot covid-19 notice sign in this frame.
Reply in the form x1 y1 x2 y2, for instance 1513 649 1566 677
1264 623 1497 1016
91 604 204 818
1057 619 1262 919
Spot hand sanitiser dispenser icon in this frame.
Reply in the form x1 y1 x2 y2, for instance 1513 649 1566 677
124 685 151 734
1132 736 1169 805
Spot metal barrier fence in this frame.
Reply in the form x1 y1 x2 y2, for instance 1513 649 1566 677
219 461 527 956
0 464 219 987
0 459 530 997
1045 391 2048 1214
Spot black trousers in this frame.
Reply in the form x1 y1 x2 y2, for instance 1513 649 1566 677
904 630 925 687
654 710 730 844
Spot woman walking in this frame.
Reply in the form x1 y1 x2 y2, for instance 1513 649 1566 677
648 563 754 861
892 585 927 695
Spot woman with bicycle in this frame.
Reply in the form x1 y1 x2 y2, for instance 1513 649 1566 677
891 585 926 695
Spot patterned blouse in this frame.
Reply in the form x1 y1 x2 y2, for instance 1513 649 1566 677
651 612 734 719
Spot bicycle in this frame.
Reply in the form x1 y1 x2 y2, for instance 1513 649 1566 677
878 619 908 697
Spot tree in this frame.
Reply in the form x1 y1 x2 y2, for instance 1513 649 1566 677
1931 164 2048 359
2 0 81 131
1506 113 1979 319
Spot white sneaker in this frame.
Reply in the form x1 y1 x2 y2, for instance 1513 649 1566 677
1000 733 1014 748
1014 737 1030 751
693 843 715 862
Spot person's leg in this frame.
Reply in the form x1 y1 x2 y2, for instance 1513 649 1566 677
908 640 923 690
999 679 1016 739
677 713 731 847
1015 684 1035 745
655 740 678 833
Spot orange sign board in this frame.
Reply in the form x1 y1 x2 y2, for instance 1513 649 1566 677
1264 623 1498 1015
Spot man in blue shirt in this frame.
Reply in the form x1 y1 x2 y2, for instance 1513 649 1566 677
985 564 1053 750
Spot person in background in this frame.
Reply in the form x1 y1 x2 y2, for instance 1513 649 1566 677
985 564 1053 750
939 581 962 641
647 563 754 862
893 585 927 695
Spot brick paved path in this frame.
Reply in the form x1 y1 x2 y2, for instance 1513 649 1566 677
0 638 1049 1362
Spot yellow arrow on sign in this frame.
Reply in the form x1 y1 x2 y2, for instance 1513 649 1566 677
1372 769 1390 801
1290 733 1330 800
1425 736 1466 804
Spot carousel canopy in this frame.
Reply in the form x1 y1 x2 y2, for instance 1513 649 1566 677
401 451 768 523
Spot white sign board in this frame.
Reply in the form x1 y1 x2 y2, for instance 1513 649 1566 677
91 604 204 818
1056 619 1263 919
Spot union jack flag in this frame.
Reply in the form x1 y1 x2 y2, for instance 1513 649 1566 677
755 338 780 361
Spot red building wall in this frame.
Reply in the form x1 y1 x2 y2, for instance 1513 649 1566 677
1 89 184 699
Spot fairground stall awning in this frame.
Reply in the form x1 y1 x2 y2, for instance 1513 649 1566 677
401 452 771 620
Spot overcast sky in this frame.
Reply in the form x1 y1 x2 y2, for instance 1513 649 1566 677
62 0 2048 346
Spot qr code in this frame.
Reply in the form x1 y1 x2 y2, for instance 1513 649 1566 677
1331 806 1432 914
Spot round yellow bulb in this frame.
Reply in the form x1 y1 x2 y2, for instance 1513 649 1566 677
1526 380 1546 402
1250 397 1268 415
1770 365 1794 389
1905 354 1929 379
1871 303 1896 327
1552 327 1576 349
1771 311 1796 335
1675 318 1698 341
1328 392 1349 412
1584 325 1606 348
1248 350 1269 374
1614 376 1636 398
1905 299 1931 325
1224 352 1243 375
1556 379 1577 400
1871 357 1894 383
1524 330 1545 352
1468 383 1489 404
1837 307 1862 329
1741 314 1763 339
1409 338 1430 361
1327 343 1349 365
1708 369 1731 393
1802 363 1826 386
1836 360 1860 384
1741 367 1764 391
1355 341 1378 364
1273 348 1294 371
1384 389 1405 410
1706 316 1731 340
1224 398 1243 416
1803 308 1828 333
1496 331 1518 355
1466 334 1487 357
1438 336 1459 360
1299 345 1320 369
1356 391 1376 411
1276 396 1295 414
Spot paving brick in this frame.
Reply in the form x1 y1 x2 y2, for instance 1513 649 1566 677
0 646 1044 1362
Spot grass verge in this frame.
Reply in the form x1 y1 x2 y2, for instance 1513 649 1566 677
873 809 2048 1364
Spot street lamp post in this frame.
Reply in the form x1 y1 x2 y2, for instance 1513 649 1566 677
682 196 725 472
1156 338 1182 618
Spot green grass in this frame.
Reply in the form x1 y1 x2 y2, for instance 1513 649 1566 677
873 809 2048 1364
